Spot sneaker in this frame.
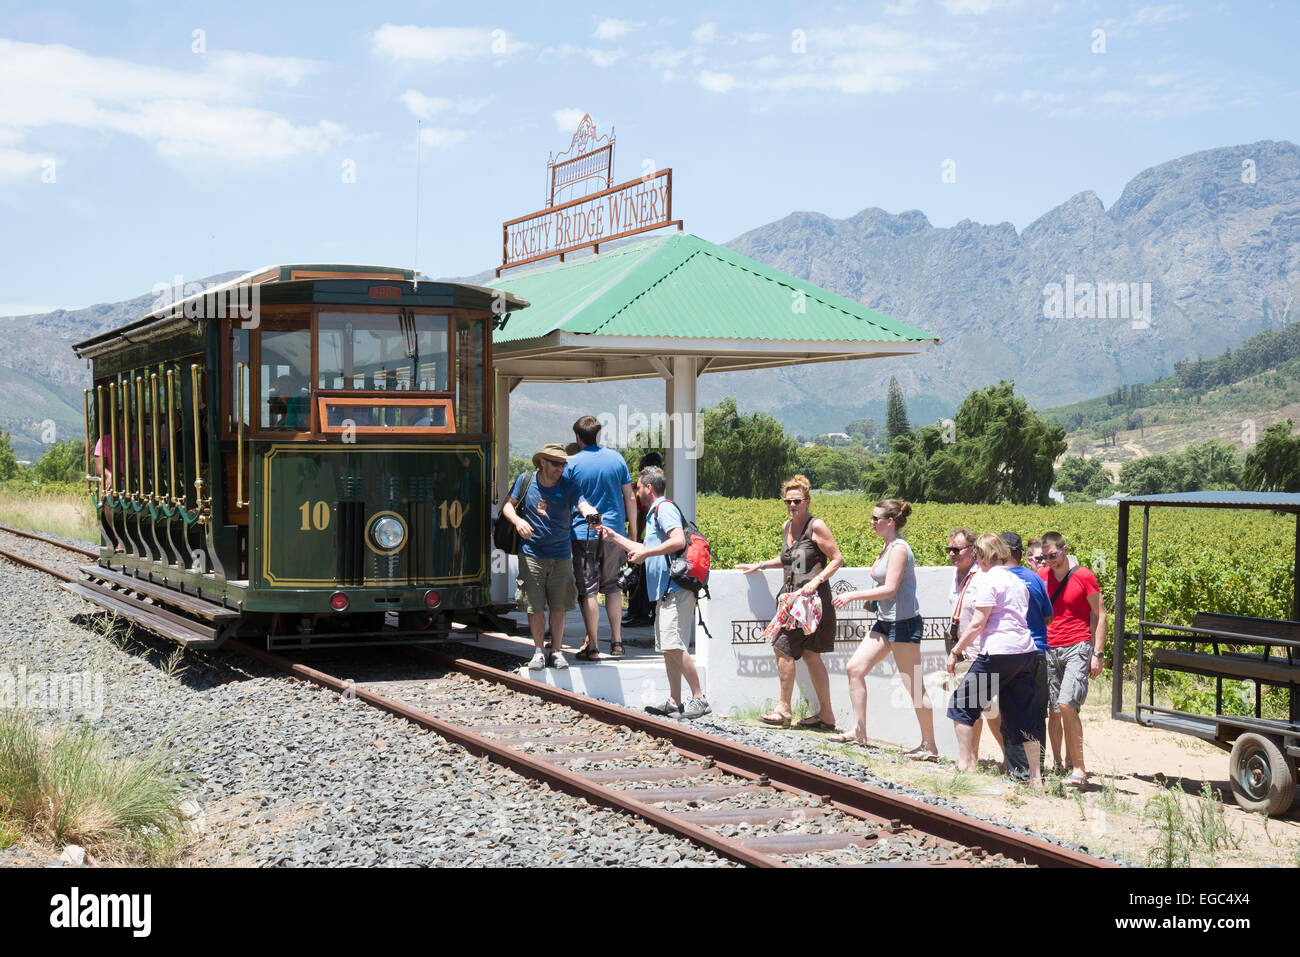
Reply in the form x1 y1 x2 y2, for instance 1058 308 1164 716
645 699 683 717
552 650 568 670
528 649 547 671
682 697 711 720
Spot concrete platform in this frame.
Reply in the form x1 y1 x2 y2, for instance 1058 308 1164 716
468 606 705 713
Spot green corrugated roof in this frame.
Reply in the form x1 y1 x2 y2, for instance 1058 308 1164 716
489 232 935 344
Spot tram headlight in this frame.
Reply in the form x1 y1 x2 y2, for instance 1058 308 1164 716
371 516 406 551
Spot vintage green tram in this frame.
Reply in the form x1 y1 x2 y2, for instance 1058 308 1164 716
68 264 527 649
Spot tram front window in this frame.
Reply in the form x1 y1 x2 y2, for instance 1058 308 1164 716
318 312 448 392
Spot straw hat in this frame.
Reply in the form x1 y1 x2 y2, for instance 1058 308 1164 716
532 443 569 468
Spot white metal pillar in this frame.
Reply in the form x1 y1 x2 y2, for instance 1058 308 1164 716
492 373 517 603
664 356 698 521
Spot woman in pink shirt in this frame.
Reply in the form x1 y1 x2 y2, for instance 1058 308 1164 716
944 533 1042 786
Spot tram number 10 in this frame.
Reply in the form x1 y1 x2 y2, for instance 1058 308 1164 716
297 500 465 531
299 501 331 531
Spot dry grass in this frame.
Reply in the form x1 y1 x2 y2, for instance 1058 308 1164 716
0 483 97 543
0 709 190 864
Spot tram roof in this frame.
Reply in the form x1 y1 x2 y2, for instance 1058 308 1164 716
487 232 939 383
72 263 528 359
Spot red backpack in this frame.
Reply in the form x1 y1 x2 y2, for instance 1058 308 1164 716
650 500 712 597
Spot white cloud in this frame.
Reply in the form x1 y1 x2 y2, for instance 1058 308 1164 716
399 90 494 119
594 19 645 40
941 0 1022 13
0 39 347 166
1130 4 1189 26
692 23 718 45
371 24 522 61
538 44 626 68
0 148 46 181
884 0 921 14
553 108 587 131
588 48 625 68
418 127 470 150
698 71 737 93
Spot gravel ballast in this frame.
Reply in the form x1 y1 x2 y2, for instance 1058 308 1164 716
0 554 729 868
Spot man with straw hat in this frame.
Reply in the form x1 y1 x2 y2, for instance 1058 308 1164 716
502 443 600 671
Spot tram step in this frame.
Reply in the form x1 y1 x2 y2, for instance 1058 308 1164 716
61 580 221 648
80 564 238 622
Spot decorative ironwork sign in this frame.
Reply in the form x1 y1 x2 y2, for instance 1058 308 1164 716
546 114 614 208
498 114 682 275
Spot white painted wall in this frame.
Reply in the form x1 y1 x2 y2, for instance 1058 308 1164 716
699 567 971 758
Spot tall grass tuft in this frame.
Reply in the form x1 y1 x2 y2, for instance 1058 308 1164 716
0 481 97 542
0 709 189 863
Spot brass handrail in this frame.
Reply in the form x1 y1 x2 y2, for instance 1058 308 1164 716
150 372 161 503
236 362 247 507
190 363 207 520
82 389 94 494
166 368 178 504
94 385 107 499
108 382 119 503
135 376 145 500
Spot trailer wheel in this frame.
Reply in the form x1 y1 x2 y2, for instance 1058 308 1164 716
1228 733 1297 816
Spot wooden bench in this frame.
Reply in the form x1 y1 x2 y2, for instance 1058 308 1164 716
1150 612 1300 687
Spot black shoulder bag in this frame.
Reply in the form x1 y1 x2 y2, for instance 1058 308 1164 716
492 471 534 555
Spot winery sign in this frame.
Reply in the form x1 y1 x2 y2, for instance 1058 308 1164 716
498 115 682 275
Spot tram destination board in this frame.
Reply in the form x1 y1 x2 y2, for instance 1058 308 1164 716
499 169 680 274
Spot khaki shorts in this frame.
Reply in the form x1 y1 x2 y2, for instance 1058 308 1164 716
515 554 578 615
654 589 695 653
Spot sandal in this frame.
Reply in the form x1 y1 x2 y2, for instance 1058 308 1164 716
903 746 939 762
759 711 792 727
828 733 867 745
1064 771 1088 789
575 646 601 661
796 716 836 732
609 642 625 658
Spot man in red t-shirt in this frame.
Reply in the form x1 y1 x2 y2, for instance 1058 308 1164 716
1037 530 1106 789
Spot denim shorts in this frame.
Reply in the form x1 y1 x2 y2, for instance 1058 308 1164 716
871 615 924 643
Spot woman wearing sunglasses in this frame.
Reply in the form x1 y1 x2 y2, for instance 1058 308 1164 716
737 475 843 730
830 499 937 759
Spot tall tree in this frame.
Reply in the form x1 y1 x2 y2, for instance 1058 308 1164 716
696 397 797 498
950 381 1067 505
885 376 910 441
0 431 19 481
1243 420 1300 492
1054 455 1115 501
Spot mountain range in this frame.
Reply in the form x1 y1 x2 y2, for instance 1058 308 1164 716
3 139 1297 462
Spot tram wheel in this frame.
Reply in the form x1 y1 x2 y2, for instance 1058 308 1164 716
1228 732 1297 816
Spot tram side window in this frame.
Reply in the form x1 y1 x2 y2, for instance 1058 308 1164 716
318 312 448 392
455 316 484 433
259 327 311 429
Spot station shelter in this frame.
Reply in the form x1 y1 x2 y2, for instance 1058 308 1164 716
488 230 939 522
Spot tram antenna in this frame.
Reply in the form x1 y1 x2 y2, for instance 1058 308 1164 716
414 120 422 291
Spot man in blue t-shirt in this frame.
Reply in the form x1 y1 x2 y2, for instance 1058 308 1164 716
501 443 598 672
566 416 636 660
999 531 1053 780
599 466 709 720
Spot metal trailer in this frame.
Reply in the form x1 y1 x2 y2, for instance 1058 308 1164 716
1110 491 1300 816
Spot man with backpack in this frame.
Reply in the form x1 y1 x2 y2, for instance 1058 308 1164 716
599 465 710 720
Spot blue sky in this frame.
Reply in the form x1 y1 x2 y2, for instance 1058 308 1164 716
0 0 1295 314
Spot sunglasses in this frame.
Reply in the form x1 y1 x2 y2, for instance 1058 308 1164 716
784 498 804 505
946 544 970 554
1040 550 1063 561
871 515 890 523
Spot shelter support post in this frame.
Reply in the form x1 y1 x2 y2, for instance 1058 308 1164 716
492 374 519 603
664 356 698 521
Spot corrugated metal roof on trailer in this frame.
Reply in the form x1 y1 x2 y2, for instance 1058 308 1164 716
488 232 938 346
1118 491 1300 512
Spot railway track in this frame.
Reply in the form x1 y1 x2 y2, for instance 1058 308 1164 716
0 520 1113 869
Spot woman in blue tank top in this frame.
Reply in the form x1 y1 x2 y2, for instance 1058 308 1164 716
829 499 937 759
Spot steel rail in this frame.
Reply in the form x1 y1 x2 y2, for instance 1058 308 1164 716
423 649 1112 869
220 639 784 868
0 522 97 558
0 529 1110 868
